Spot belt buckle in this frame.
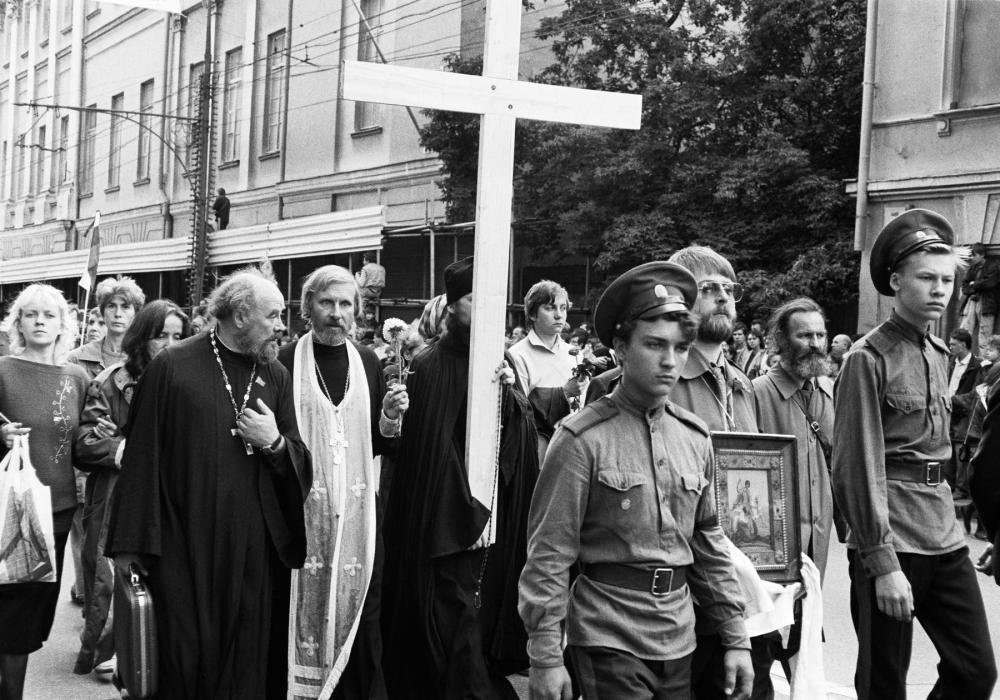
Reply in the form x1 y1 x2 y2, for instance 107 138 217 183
651 567 673 596
925 461 942 486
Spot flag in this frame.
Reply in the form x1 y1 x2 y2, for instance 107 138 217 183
78 211 101 292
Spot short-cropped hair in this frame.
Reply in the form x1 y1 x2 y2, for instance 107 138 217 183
208 265 279 321
300 265 361 323
613 309 699 345
523 280 569 328
986 334 1000 351
950 328 973 349
668 245 737 281
95 276 145 313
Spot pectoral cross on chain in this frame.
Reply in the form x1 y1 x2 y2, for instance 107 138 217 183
230 428 254 455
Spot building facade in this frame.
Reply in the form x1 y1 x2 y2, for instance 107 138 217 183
0 0 460 325
851 0 1000 335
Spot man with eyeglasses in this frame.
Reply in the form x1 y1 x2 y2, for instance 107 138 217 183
664 246 789 700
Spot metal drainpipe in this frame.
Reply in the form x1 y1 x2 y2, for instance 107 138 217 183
854 0 879 252
277 0 294 219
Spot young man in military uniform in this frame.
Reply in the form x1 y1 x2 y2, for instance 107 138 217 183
832 209 997 700
519 262 753 700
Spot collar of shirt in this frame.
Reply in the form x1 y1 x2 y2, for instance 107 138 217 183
954 354 971 369
609 382 666 422
885 310 931 346
681 344 753 393
767 363 833 400
526 329 567 355
680 344 716 380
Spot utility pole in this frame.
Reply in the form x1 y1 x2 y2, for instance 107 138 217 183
186 0 217 308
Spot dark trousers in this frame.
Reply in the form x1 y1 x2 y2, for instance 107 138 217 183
848 547 997 700
566 645 692 700
691 632 780 700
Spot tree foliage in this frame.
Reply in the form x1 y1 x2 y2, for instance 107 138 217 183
418 0 866 323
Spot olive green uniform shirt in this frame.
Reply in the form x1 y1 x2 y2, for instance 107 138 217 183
518 387 749 668
832 311 965 578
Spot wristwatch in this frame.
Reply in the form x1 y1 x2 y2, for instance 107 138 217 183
261 435 284 455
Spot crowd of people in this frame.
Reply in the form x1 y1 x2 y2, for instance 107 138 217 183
0 207 997 700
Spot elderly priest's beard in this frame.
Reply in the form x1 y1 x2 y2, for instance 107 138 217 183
443 313 471 350
699 312 734 344
235 331 280 363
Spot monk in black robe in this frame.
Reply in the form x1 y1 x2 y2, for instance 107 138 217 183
107 269 311 700
381 258 538 699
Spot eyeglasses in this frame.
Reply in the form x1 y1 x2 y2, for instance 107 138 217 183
697 281 744 302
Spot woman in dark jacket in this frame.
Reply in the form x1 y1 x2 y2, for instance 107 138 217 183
72 300 190 678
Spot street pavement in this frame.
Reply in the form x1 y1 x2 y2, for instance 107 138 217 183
20 533 1000 699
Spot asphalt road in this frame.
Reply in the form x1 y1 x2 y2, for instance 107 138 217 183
20 533 1000 699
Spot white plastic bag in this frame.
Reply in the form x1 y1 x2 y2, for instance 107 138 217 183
0 435 57 584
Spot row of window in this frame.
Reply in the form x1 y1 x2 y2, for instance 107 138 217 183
219 30 286 163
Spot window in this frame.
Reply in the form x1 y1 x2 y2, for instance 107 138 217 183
221 48 242 162
56 114 69 185
1 141 6 199
33 124 46 194
108 92 123 188
79 105 96 195
18 13 30 55
187 62 204 166
61 0 73 29
14 136 25 199
136 79 153 181
354 0 384 131
262 31 285 153
41 0 51 41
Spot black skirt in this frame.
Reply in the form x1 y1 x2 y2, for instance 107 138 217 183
0 529 69 654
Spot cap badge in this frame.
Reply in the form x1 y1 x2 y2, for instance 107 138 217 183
914 230 928 239
654 284 669 300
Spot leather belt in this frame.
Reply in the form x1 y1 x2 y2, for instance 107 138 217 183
884 459 943 486
580 563 688 596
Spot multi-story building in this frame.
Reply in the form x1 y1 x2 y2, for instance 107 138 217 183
850 0 1000 334
0 0 465 328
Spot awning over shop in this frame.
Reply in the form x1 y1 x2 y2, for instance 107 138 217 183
0 205 386 285
0 236 194 285
208 206 385 266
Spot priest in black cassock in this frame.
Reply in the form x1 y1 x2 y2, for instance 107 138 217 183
107 268 312 700
381 257 539 699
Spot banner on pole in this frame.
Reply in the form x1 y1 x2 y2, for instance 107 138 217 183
78 211 101 292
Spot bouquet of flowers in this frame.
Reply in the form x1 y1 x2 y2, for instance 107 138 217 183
381 317 413 386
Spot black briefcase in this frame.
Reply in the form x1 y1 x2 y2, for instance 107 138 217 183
112 563 158 698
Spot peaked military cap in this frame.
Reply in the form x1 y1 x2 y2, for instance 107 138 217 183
870 209 955 296
594 262 698 346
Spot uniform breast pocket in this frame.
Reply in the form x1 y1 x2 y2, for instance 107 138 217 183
595 470 649 537
885 392 927 415
681 472 708 496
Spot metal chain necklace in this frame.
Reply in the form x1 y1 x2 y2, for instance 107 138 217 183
473 384 505 610
314 361 350 406
210 329 258 455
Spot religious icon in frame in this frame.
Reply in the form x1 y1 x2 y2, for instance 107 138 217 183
711 432 801 584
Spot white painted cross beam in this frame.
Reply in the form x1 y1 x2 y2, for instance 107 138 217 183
341 1 641 544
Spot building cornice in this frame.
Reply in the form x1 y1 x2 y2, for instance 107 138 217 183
845 169 1000 198
274 157 442 200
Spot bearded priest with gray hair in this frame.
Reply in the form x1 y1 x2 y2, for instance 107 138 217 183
107 267 312 700
277 265 408 700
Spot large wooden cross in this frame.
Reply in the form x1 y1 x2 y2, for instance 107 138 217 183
341 1 641 543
